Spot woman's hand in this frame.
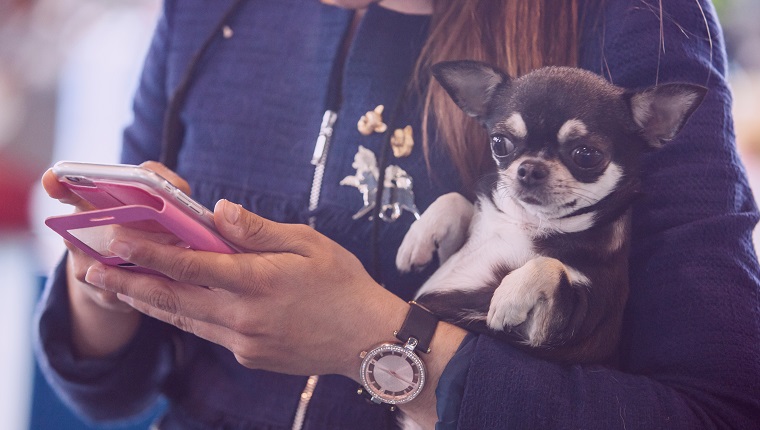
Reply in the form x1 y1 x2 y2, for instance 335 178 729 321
84 199 467 427
84 199 410 377
42 161 191 357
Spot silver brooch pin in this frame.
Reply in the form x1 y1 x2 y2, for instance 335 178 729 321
340 146 421 222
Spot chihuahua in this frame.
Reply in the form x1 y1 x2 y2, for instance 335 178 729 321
396 61 706 363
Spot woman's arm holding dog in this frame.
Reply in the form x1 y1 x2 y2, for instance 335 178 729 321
447 0 760 428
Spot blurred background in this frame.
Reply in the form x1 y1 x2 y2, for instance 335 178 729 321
0 0 160 428
0 0 758 429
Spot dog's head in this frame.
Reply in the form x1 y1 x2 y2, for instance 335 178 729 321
432 61 706 222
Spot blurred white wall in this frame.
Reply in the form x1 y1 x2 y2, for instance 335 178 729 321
723 0 760 251
31 1 160 273
0 236 37 430
0 1 159 429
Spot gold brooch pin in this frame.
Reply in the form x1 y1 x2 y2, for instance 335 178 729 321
357 105 388 135
390 125 414 158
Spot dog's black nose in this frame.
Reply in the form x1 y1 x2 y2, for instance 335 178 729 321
517 160 549 186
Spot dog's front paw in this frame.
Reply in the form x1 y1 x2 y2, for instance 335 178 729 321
486 262 546 335
396 192 474 273
487 257 577 347
396 220 438 272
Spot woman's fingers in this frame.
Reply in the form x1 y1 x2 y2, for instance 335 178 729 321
140 161 191 195
84 262 283 371
42 161 191 210
112 289 290 373
86 265 251 359
85 200 320 295
105 236 263 292
116 291 241 346
64 243 135 312
85 263 233 327
213 199 316 254
41 168 94 211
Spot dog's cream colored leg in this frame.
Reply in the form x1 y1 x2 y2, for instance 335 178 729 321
396 192 474 272
487 256 589 346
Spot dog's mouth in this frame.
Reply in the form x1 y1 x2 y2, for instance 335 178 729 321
517 191 580 210
518 195 543 206
514 187 577 214
514 185 550 207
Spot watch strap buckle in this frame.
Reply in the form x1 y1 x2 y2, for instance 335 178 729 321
403 337 419 352
395 301 438 353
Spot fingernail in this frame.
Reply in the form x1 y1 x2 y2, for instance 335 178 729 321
85 266 105 287
223 199 240 224
116 293 133 306
108 240 132 258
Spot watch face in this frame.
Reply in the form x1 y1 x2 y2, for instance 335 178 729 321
360 343 425 404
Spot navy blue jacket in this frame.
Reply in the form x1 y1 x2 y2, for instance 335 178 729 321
35 0 760 429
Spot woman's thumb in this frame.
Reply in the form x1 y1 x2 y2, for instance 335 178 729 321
214 199 308 253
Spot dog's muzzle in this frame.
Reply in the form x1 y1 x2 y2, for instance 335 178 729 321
517 160 549 186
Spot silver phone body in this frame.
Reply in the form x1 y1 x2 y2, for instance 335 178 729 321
52 161 216 229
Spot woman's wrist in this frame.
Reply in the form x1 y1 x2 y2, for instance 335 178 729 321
341 281 468 427
341 285 409 380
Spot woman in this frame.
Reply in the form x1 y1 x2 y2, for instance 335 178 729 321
36 0 760 428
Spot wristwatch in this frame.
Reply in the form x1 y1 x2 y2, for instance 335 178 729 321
358 301 439 407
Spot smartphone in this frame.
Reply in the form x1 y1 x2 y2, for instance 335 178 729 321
45 161 239 271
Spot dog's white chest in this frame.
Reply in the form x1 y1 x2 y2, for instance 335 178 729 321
415 199 536 297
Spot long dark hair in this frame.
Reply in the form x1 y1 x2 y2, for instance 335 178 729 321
416 0 604 190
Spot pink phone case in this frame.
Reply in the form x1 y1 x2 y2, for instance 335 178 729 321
46 181 236 273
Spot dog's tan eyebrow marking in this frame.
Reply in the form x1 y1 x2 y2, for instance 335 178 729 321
557 119 588 144
496 113 528 139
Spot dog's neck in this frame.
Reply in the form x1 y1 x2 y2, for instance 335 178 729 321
560 178 641 227
481 175 640 238
481 191 597 236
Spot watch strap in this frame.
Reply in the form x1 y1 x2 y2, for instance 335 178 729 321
395 301 438 353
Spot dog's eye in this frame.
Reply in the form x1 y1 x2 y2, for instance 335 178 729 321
491 135 515 158
571 146 604 169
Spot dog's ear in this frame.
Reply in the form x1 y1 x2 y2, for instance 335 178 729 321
432 60 511 120
627 83 707 147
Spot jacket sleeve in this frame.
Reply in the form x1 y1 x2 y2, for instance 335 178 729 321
120 0 173 164
33 3 177 423
451 0 760 428
33 258 175 423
